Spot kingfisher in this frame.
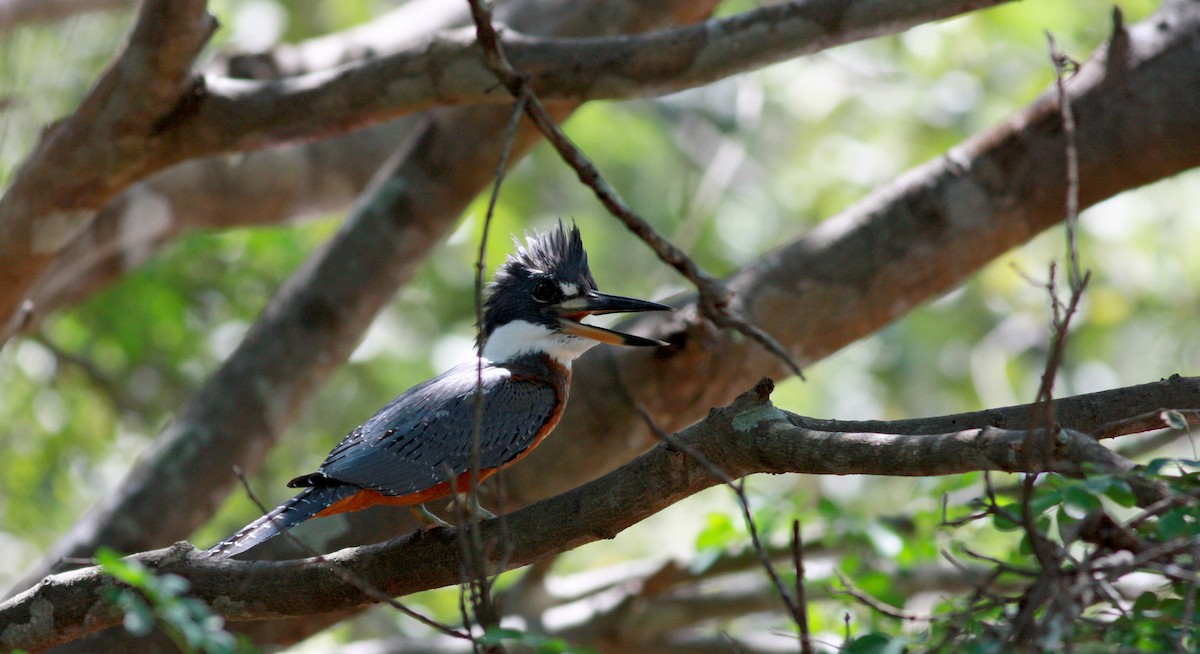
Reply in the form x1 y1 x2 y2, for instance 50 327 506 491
203 223 670 559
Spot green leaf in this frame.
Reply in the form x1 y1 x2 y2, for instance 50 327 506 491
1132 591 1159 613
1028 488 1065 515
992 505 1023 531
96 548 148 588
1163 410 1189 431
686 547 721 574
479 627 527 645
156 573 191 598
1158 508 1198 540
479 626 596 654
845 632 906 654
1056 506 1079 542
1145 459 1173 476
1063 484 1102 512
1104 480 1137 508
118 594 154 637
695 512 738 550
1018 533 1034 556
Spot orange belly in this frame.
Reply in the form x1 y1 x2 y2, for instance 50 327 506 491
314 467 501 517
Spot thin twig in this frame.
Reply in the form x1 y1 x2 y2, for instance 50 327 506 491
1094 409 1200 440
1008 37 1092 648
465 0 805 381
230 467 470 640
833 571 932 623
620 381 806 632
458 71 531 653
1125 490 1200 531
1047 31 1082 290
792 520 814 654
958 545 1040 578
1178 544 1199 654
940 491 992 528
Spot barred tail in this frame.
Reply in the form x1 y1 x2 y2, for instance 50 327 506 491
202 485 359 559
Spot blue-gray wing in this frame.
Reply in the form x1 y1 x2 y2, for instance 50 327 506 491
314 362 559 496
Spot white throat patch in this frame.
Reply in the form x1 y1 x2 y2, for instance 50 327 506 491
482 319 597 366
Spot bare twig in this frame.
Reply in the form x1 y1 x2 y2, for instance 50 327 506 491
464 0 805 381
1125 490 1200 531
956 546 1039 579
833 571 932 623
1180 544 1200 654
1095 409 1200 440
620 377 807 634
998 36 1106 649
457 77 532 653
792 520 814 654
1048 31 1083 290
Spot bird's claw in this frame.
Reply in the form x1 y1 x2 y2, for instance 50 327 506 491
411 504 453 529
448 493 496 521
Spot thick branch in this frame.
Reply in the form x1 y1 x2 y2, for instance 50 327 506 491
219 0 469 78
6 0 725 606
185 0 1016 174
117 0 1200 627
1 0 1011 340
499 0 1200 508
0 379 1173 653
0 0 215 342
0 0 135 31
13 0 1200 648
26 118 423 314
793 375 1200 437
25 0 473 317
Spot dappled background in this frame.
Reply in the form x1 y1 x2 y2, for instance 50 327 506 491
2 0 1198 651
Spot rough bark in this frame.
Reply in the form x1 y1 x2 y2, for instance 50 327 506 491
501 0 1200 506
8 0 1200 650
0 0 134 31
10 0 725 602
13 0 1030 597
0 0 215 340
3 376 1190 653
11 0 1014 335
0 0 1011 343
40 3 1200 646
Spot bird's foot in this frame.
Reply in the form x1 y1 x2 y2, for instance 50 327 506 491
410 504 453 530
449 493 496 521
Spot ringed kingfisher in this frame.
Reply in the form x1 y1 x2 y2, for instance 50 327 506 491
204 223 670 559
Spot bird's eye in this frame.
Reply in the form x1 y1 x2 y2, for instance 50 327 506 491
532 280 559 303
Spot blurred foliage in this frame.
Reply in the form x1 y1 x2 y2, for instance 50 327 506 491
2 0 1198 652
96 547 258 654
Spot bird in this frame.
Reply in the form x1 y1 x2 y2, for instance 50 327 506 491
203 222 671 559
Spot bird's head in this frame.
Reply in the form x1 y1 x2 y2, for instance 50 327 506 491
480 222 671 365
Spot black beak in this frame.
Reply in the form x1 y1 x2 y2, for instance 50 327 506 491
555 292 672 347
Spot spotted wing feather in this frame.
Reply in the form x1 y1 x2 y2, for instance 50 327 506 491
314 361 559 496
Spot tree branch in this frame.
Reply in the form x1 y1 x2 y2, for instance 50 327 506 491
0 0 135 32
184 0 1017 191
500 0 1200 508
12 0 1200 648
0 0 215 342
5 0 726 611
0 377 1183 653
124 5 1200 638
793 375 1200 437
1 0 1013 342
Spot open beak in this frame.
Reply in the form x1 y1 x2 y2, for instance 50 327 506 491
555 292 672 347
